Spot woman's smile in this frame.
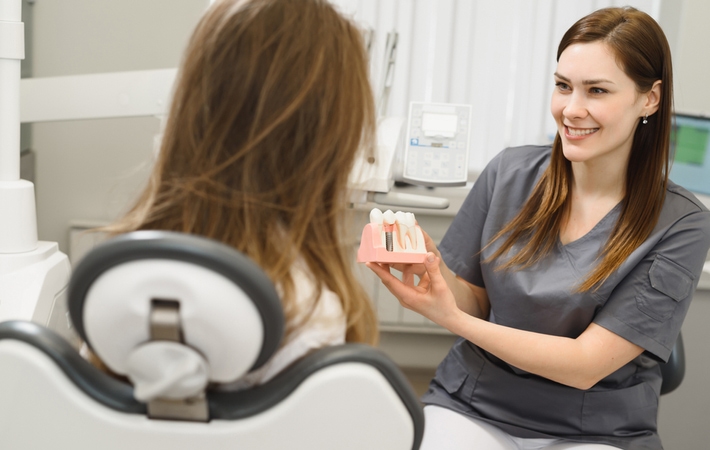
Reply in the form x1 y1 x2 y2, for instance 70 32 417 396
565 126 599 139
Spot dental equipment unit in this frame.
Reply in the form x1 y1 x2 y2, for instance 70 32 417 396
0 0 171 341
349 31 472 211
0 0 72 340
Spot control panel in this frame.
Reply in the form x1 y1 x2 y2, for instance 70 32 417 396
402 102 472 187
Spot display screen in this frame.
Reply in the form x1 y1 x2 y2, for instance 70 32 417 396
670 114 710 195
422 113 458 137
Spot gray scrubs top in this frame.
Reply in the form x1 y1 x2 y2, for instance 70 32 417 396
422 145 710 450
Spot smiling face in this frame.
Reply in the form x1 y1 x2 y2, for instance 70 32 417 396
551 41 651 169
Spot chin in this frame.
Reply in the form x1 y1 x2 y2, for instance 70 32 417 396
560 144 589 163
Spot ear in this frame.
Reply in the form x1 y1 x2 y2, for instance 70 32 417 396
643 80 662 116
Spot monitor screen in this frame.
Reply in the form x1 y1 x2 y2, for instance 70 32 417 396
422 112 458 137
669 113 710 195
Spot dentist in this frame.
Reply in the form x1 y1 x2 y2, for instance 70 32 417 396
369 7 710 449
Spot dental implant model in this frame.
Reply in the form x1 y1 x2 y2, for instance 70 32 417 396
357 208 427 263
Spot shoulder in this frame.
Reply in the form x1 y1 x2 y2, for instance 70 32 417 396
660 181 710 232
665 181 710 213
477 145 551 197
496 144 552 168
221 263 346 391
288 262 345 321
484 145 551 182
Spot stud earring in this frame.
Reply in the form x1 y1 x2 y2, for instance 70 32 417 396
642 114 648 125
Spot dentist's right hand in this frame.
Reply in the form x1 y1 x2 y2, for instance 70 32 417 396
367 250 462 329
366 230 490 327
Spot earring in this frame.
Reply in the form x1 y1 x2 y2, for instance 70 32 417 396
642 114 648 125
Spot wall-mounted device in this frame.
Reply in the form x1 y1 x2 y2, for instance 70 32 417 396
401 102 472 187
669 112 710 195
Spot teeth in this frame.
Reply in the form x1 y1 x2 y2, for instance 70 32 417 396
395 211 409 249
369 208 383 225
369 208 422 252
383 210 396 227
405 212 418 249
567 127 598 136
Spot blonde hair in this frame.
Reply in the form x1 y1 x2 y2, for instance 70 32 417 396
488 7 673 291
105 0 378 344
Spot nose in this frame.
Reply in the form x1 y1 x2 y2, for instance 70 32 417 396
562 91 588 121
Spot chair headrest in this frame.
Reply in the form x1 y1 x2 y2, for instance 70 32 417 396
68 231 284 398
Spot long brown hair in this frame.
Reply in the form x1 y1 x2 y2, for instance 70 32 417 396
104 0 378 344
488 7 673 291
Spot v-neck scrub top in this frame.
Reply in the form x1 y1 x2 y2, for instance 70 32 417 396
422 145 710 449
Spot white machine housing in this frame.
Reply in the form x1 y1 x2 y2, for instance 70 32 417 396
0 0 74 345
401 102 472 187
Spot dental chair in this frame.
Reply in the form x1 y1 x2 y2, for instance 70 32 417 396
660 332 685 395
0 231 424 449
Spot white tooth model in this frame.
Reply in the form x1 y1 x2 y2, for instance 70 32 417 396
357 208 427 264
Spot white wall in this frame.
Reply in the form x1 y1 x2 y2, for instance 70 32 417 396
670 0 710 115
29 0 208 252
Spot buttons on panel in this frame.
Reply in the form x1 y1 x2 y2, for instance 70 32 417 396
405 102 471 186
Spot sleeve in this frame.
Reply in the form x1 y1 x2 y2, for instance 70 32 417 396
593 210 710 362
438 152 500 288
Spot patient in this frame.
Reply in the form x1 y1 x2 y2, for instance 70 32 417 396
96 0 378 388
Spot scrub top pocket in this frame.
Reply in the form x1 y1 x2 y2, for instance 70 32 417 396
582 382 657 435
432 342 482 403
636 255 693 321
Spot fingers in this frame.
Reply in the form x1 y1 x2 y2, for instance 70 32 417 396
366 262 392 281
421 230 441 256
401 267 416 286
366 262 423 306
422 252 449 294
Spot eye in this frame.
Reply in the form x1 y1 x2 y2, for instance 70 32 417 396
589 87 608 95
555 81 570 92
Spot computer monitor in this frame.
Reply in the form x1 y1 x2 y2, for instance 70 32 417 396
669 113 710 195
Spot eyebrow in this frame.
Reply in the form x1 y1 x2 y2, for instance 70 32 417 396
554 72 614 85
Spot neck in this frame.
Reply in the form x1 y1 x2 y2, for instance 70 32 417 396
569 157 627 202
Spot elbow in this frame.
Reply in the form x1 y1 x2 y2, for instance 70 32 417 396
570 380 596 391
559 371 604 391
567 374 604 391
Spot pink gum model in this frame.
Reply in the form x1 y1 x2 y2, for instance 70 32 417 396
357 223 427 264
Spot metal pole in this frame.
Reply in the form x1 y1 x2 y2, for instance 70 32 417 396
0 0 36 253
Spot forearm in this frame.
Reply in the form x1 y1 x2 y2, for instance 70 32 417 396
442 270 489 319
440 267 488 319
443 310 642 390
367 252 638 389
